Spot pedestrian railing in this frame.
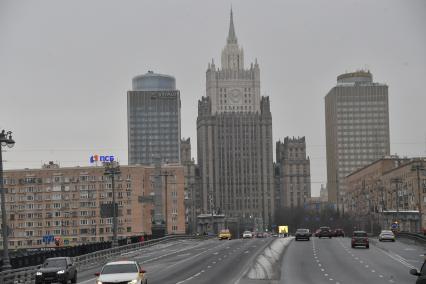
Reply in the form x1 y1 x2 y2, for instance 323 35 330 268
0 234 203 284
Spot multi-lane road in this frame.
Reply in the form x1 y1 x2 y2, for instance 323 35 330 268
282 237 425 284
76 237 274 284
76 236 424 284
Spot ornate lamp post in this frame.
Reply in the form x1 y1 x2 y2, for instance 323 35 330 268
0 130 15 270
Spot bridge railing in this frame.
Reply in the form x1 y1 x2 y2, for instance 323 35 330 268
396 231 426 243
0 234 202 284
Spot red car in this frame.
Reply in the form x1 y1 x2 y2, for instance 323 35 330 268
333 228 345 237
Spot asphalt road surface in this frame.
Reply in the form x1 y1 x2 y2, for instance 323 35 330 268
281 236 425 284
76 237 274 284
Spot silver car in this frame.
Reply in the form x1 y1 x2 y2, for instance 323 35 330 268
378 230 395 242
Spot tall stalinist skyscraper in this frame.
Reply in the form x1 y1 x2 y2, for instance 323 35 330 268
197 10 274 230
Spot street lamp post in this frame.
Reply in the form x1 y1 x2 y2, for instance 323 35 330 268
104 161 120 247
412 163 425 233
0 130 15 271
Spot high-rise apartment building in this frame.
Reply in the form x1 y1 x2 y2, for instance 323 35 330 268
275 137 311 209
127 71 181 165
197 10 274 230
325 70 390 208
0 162 185 249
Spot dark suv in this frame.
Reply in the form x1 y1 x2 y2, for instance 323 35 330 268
351 231 369 249
35 257 77 284
295 229 311 241
317 226 332 238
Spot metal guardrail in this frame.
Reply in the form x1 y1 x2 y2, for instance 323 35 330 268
0 234 202 284
397 232 426 243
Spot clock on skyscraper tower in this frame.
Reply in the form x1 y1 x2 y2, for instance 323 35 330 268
229 88 242 104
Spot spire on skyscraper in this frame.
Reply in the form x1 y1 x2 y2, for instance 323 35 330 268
227 8 237 44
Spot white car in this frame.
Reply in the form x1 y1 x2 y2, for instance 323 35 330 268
379 230 395 242
242 231 253 239
95 260 147 284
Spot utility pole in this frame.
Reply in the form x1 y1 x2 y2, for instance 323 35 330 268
152 159 175 237
412 162 425 232
0 130 15 271
104 161 121 247
391 178 402 229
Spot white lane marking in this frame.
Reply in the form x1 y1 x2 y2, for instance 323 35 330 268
78 278 96 284
175 270 205 284
375 247 417 269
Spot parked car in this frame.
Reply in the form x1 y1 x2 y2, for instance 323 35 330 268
218 229 232 240
243 231 253 239
95 260 147 284
351 231 369 248
35 257 77 284
333 228 345 237
295 228 311 241
317 226 332 238
409 255 426 284
379 230 395 242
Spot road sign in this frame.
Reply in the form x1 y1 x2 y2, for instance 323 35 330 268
391 223 399 230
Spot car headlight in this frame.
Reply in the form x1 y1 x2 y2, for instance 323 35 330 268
96 281 103 284
36 272 42 276
57 270 65 274
127 280 138 284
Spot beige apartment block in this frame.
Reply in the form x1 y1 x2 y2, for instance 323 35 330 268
0 162 185 249
345 157 425 232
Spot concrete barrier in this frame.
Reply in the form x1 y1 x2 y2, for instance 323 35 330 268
247 237 294 280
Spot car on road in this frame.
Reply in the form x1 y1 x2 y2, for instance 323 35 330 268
255 231 265 238
243 231 253 239
317 226 333 238
295 228 311 241
333 228 345 237
35 257 77 284
410 255 426 284
218 229 232 240
378 230 395 242
95 260 147 284
314 228 321 237
351 231 369 248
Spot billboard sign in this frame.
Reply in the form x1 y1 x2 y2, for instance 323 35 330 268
90 154 115 163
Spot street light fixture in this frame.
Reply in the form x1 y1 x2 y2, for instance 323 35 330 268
0 130 15 271
104 161 121 248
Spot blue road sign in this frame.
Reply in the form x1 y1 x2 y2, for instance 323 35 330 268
391 223 398 229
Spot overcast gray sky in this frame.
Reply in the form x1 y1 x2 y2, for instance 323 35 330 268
1 0 425 196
